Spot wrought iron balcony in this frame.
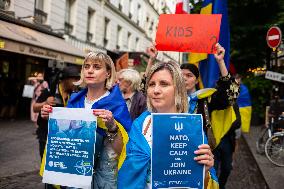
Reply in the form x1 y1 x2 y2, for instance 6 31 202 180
64 22 73 35
34 8 47 24
104 38 108 46
87 32 93 41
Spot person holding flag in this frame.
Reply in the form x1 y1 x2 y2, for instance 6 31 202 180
41 52 132 189
181 43 239 148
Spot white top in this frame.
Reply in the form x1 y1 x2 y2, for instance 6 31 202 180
84 91 118 159
84 91 110 109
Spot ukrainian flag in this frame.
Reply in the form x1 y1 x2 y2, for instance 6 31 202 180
189 0 230 88
118 111 219 189
237 84 252 132
40 85 132 182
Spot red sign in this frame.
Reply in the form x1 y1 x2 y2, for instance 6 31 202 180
155 14 222 53
266 26 282 48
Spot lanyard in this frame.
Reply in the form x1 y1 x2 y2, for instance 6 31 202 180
58 83 69 107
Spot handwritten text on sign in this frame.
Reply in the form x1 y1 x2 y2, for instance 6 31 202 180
155 14 222 53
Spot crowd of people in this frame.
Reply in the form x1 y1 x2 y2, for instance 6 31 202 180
31 43 243 189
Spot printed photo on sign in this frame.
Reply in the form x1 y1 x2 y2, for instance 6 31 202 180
46 118 96 175
151 113 205 189
42 107 97 189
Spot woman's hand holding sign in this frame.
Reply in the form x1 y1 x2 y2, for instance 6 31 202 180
194 144 214 172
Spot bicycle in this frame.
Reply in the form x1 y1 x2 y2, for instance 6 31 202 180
264 115 284 167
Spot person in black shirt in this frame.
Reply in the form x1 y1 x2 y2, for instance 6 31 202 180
33 66 80 159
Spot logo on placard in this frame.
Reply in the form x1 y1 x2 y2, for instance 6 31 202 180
74 160 92 175
48 161 67 169
175 122 183 132
48 161 53 167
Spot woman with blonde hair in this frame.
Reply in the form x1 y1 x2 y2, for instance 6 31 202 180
41 52 132 189
118 61 218 189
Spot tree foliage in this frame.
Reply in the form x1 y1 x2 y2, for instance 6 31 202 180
228 0 284 74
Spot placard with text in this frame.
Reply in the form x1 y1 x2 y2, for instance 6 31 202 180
42 107 97 189
151 113 205 189
155 14 222 53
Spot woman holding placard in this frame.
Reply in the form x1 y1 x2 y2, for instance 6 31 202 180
41 52 132 189
118 61 218 189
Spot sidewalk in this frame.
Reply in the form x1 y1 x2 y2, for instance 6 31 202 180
242 125 284 189
0 120 280 188
0 120 45 189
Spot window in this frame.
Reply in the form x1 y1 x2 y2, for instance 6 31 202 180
127 32 132 50
87 8 95 42
117 25 122 50
0 0 11 11
65 0 75 34
34 0 47 24
104 17 110 47
135 37 139 51
137 4 141 26
35 0 44 10
128 0 132 19
118 0 123 11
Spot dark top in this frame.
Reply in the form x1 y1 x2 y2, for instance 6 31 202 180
129 91 147 121
195 74 240 133
36 85 65 142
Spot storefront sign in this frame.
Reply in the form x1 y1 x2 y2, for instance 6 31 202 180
42 107 97 188
29 47 58 59
152 113 205 189
0 38 83 64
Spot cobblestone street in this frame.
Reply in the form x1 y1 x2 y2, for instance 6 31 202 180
0 121 277 189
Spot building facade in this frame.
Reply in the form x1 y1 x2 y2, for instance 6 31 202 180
0 0 180 119
5 0 179 61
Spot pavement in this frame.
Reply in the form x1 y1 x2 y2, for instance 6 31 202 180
0 120 283 189
242 125 284 189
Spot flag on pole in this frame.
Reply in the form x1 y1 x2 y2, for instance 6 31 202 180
175 0 190 14
189 0 230 88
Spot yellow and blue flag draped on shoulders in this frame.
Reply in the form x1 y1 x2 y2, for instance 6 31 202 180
40 85 132 176
237 84 252 132
189 0 230 88
118 111 219 189
191 89 236 148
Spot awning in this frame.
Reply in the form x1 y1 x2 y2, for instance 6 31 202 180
0 20 85 64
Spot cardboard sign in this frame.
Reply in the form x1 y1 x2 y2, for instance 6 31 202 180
155 14 222 53
151 113 205 189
